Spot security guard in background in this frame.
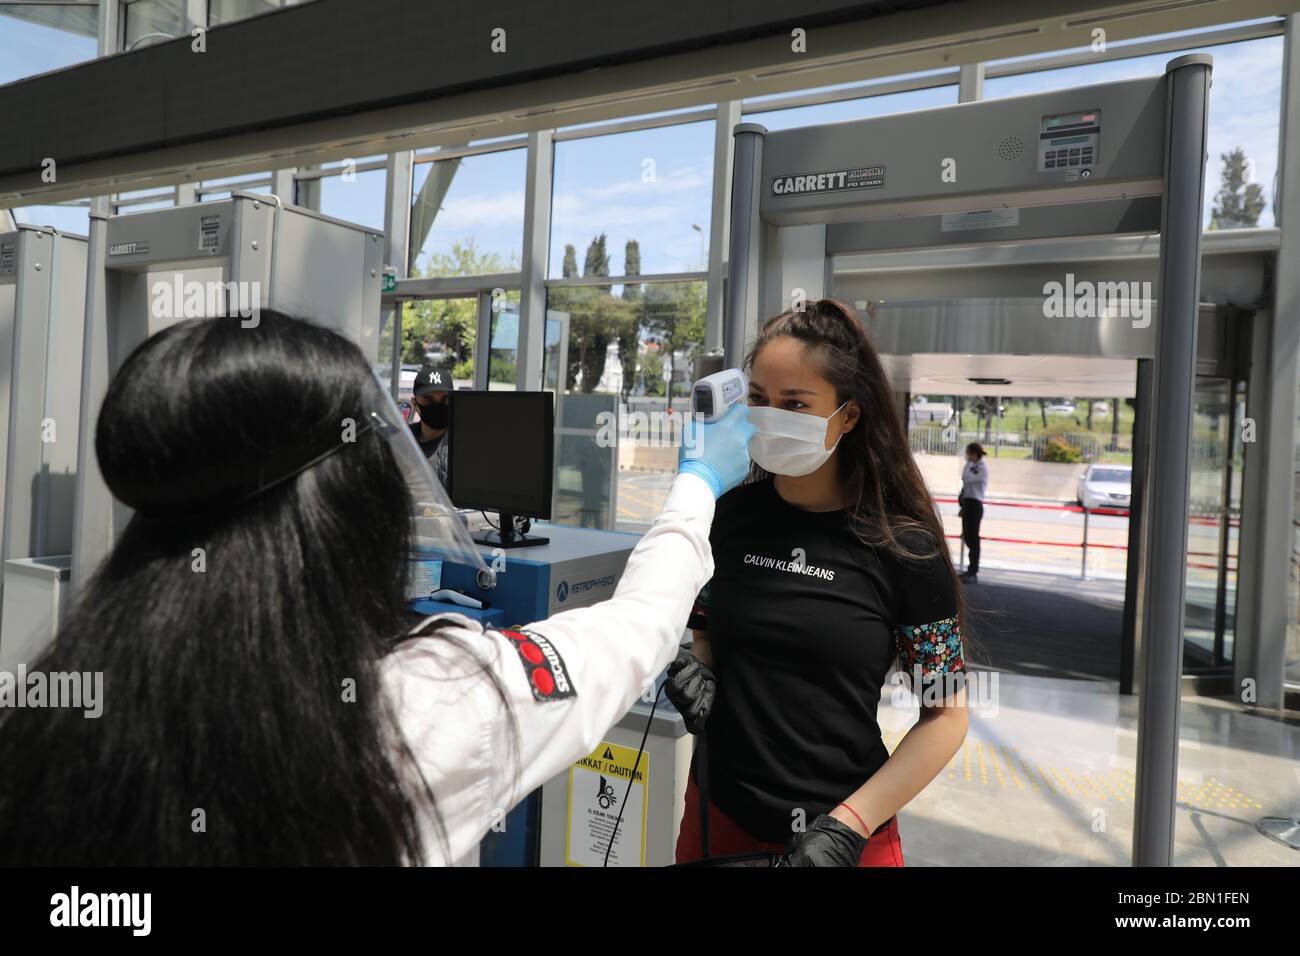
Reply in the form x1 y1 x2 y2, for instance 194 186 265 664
409 362 452 486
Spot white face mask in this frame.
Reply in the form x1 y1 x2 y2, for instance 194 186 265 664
747 401 848 477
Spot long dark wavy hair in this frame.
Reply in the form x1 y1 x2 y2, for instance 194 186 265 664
744 298 969 636
0 311 500 865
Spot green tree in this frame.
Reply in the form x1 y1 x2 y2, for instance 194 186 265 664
584 234 611 294
634 281 705 398
639 349 666 397
616 240 644 397
1209 148 1265 229
622 240 642 302
554 286 635 393
400 239 518 368
550 235 638 394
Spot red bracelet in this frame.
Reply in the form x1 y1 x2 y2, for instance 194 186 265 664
836 802 871 839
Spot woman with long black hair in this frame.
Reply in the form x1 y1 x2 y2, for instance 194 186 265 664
667 299 970 867
0 310 754 865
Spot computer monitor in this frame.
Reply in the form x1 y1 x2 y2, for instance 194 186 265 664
447 390 554 548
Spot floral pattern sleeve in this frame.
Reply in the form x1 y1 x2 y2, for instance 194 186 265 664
890 531 967 699
895 616 966 682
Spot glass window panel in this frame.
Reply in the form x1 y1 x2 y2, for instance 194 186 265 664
299 168 386 231
0 3 98 84
410 149 525 276
11 203 90 234
743 82 958 130
546 280 704 532
1185 377 1232 667
399 296 477 387
200 172 270 188
207 0 290 27
550 123 714 277
113 198 173 214
743 66 957 109
558 104 710 134
116 186 176 201
199 184 270 203
985 18 1280 68
123 0 184 50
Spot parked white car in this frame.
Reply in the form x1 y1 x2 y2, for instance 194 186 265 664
1077 463 1132 510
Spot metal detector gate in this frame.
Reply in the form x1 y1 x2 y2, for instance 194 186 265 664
0 225 87 667
71 192 385 591
724 55 1212 866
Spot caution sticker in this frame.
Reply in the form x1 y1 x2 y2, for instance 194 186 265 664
564 741 648 867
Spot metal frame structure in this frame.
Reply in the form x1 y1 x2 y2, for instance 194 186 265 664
721 56 1212 866
70 192 384 591
0 224 88 669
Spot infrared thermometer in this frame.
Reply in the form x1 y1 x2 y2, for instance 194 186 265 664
692 368 748 422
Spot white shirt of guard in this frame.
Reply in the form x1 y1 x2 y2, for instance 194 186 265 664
380 470 716 865
960 459 988 502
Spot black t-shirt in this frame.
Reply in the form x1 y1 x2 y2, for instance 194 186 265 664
688 477 965 843
409 421 443 460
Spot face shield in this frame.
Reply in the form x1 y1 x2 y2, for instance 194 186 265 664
362 372 496 591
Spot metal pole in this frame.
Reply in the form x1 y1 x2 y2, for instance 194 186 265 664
1122 359 1155 697
1132 54 1213 868
390 300 403 401
516 129 553 392
723 124 766 369
1080 505 1089 580
69 204 111 595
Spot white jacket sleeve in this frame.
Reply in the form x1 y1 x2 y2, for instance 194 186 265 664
382 471 716 864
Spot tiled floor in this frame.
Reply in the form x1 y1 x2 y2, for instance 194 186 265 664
882 673 1300 865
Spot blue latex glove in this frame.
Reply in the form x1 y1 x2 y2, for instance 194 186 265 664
678 403 756 498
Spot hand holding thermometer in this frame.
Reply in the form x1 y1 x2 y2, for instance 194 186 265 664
692 368 748 422
677 370 755 499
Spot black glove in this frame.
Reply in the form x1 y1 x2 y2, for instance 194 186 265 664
780 813 869 867
664 651 716 735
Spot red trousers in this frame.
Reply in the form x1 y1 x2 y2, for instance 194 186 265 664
674 771 904 866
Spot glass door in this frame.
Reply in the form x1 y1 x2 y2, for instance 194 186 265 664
1183 375 1239 670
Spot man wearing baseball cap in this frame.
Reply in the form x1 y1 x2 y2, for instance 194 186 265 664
409 362 452 486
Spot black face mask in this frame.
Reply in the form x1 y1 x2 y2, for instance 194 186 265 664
418 400 449 429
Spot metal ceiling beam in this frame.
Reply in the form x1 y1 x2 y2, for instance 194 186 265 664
3 0 1294 206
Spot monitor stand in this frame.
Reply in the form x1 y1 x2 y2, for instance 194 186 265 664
471 512 550 549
